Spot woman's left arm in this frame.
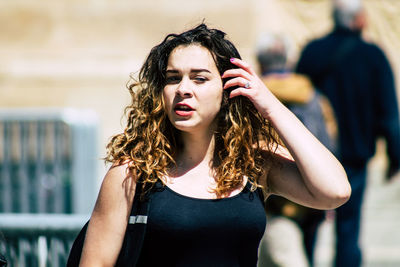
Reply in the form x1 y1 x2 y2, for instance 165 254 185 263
223 58 351 210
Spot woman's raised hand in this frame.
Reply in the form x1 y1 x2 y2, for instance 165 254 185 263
222 58 280 119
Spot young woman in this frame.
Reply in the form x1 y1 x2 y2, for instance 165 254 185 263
79 24 351 266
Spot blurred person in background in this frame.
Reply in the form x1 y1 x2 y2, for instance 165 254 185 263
256 33 337 267
258 195 309 267
78 23 351 266
296 0 400 266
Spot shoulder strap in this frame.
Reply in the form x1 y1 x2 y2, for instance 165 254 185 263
67 178 151 267
116 181 152 266
0 253 6 267
256 187 266 205
66 221 88 266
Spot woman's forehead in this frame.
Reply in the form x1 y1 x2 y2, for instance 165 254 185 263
166 45 218 72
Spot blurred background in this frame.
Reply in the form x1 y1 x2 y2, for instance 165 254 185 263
0 0 399 266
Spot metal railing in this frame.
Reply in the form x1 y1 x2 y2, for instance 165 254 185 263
0 213 88 267
0 108 98 214
0 108 98 266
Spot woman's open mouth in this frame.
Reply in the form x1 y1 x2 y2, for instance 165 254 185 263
174 103 195 116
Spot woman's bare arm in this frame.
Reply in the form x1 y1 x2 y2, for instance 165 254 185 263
265 106 350 210
223 58 351 210
79 163 136 267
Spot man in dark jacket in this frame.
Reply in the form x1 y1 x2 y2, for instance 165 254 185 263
296 0 400 266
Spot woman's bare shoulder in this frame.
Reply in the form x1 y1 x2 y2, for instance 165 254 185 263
80 162 137 266
95 162 137 213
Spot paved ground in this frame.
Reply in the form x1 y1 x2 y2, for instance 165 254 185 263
314 143 400 267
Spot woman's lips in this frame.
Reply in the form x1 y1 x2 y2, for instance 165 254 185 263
175 110 194 116
174 103 194 117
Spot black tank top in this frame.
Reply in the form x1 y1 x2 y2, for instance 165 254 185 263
136 181 267 267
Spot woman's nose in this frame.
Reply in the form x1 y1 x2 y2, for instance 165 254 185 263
176 78 193 97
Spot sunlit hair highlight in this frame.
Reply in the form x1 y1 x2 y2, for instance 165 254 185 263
105 23 280 197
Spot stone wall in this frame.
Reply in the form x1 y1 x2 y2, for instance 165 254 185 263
1 0 399 172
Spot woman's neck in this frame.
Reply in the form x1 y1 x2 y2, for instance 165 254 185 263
176 130 215 171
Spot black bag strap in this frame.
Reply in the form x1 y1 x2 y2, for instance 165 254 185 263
256 187 265 204
0 253 7 267
66 221 89 267
67 179 151 267
115 182 152 266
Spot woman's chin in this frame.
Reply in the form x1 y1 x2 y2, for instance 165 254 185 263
172 121 198 132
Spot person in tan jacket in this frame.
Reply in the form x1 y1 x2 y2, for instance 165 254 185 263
256 33 337 267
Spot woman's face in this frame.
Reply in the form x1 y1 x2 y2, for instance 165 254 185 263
163 44 223 134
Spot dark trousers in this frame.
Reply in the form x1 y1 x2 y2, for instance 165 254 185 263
334 164 367 267
298 210 325 266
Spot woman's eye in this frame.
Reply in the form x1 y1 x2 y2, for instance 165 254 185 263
166 76 180 84
194 76 207 83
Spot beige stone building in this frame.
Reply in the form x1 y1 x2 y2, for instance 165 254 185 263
1 0 399 156
1 0 400 265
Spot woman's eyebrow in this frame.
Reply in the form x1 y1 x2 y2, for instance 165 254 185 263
165 69 179 74
165 68 211 74
191 68 211 73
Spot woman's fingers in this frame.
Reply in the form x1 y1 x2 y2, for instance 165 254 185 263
229 58 255 75
222 58 256 80
221 58 278 119
222 68 251 80
229 87 251 98
223 77 252 90
222 58 255 93
222 57 269 100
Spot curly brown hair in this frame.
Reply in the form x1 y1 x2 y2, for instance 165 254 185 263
105 24 280 197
